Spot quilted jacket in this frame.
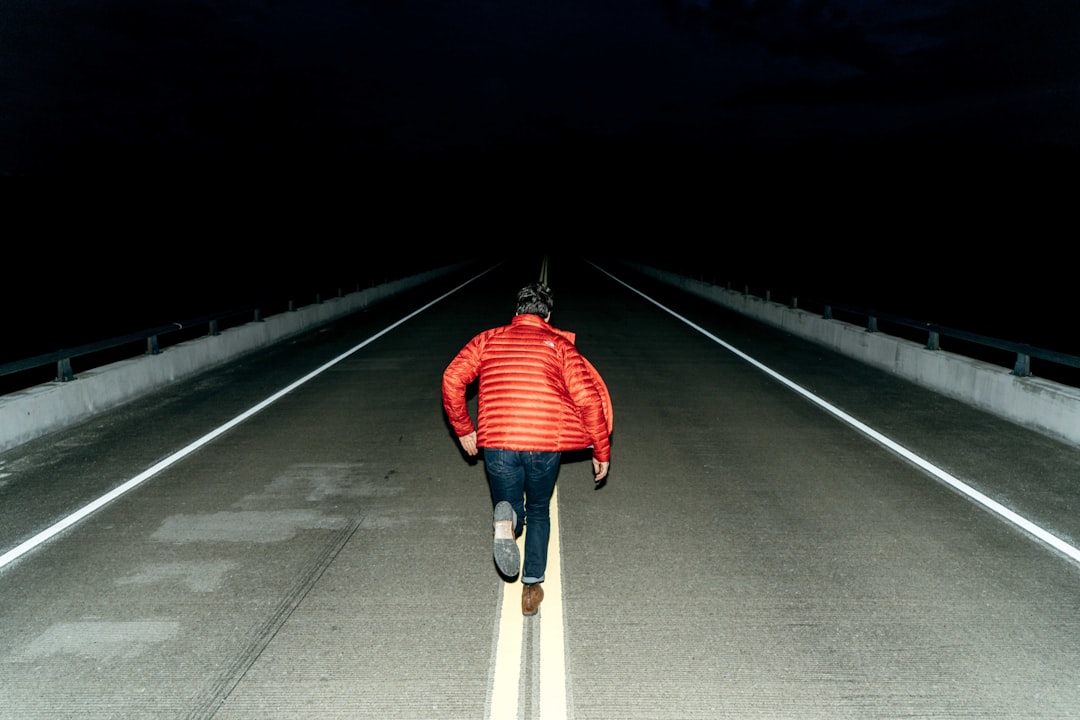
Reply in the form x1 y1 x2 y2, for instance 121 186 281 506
442 313 612 460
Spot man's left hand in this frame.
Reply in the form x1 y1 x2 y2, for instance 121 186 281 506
458 431 478 456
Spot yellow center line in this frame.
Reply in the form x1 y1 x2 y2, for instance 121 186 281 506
491 533 526 720
540 485 567 720
489 485 568 720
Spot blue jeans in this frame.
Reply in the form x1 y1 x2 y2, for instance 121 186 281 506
483 448 561 584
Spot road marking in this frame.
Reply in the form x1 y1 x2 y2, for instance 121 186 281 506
594 261 1080 567
491 530 524 719
0 266 498 572
540 485 567 720
490 486 568 720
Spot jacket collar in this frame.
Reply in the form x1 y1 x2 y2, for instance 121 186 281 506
512 313 576 345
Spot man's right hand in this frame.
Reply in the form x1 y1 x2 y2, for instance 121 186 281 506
458 431 478 456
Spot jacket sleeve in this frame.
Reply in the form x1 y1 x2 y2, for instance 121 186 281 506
552 325 611 434
563 348 612 462
442 335 482 438
583 356 613 436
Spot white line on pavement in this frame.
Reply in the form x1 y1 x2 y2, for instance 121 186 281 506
0 268 494 572
595 262 1080 567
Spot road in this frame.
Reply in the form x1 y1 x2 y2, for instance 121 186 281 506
2 257 1079 719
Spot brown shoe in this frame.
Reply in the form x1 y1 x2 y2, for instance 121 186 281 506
522 583 544 616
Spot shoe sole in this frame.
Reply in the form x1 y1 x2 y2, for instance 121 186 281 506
493 501 520 578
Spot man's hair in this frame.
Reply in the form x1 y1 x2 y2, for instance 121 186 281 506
516 282 554 318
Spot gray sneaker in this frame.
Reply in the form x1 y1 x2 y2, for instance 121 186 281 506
493 501 520 578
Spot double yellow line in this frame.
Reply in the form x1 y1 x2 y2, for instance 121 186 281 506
490 253 565 719
489 487 567 720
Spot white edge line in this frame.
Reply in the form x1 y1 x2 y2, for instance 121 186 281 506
592 262 1080 566
0 265 497 572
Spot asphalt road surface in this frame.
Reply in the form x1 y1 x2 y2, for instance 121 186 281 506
2 256 1079 719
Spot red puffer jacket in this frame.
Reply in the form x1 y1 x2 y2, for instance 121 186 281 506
442 314 612 460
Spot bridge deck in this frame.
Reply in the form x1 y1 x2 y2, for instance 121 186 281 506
2 257 1078 720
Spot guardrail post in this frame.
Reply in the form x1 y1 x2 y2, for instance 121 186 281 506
823 305 832 319
867 315 878 332
254 308 262 322
1013 351 1032 377
57 358 74 382
927 330 940 350
209 319 219 337
147 335 160 355
790 296 798 309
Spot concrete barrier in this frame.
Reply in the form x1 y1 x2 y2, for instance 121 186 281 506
0 264 470 453
626 262 1080 449
6 260 1077 453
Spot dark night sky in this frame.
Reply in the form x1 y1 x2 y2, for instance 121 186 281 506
3 0 1077 364
2 0 1079 179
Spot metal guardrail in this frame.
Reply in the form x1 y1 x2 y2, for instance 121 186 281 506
0 304 270 389
816 300 1080 378
733 283 1080 387
4 268 1079 395
0 257 468 397
643 260 1080 390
